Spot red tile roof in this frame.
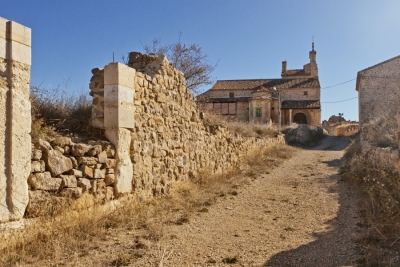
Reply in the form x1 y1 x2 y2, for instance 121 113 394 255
281 100 321 109
210 78 320 91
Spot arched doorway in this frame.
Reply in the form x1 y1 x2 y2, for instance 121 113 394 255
293 113 307 124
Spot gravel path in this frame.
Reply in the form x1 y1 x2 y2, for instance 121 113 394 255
152 136 361 267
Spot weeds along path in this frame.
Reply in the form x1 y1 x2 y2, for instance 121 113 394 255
141 136 362 266
1 137 362 267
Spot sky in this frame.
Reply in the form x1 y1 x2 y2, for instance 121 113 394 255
3 0 400 121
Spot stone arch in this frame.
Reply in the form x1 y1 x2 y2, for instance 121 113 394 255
293 113 307 124
293 111 310 124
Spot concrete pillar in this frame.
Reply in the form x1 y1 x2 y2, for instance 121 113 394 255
289 109 292 124
103 63 135 196
0 17 31 222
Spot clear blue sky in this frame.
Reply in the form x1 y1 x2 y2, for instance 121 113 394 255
3 0 400 121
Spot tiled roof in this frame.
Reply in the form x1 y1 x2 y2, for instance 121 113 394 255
281 69 308 77
210 78 320 91
281 100 321 109
203 97 251 103
251 86 273 93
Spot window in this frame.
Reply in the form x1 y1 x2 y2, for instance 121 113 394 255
229 92 234 98
304 91 308 95
256 107 262 117
213 102 236 115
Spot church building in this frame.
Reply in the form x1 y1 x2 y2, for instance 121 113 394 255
199 43 321 126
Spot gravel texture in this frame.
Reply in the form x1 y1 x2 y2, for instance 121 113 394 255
148 136 362 267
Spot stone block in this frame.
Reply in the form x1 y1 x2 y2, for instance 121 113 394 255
94 168 106 179
104 62 135 88
51 137 73 147
77 156 98 166
97 150 107 163
87 145 102 156
8 20 31 46
104 103 135 129
104 84 134 107
32 149 42 160
66 169 83 178
28 172 62 191
77 178 92 192
0 36 6 60
79 164 94 179
43 149 73 177
9 40 31 65
105 128 133 196
104 174 115 186
31 161 42 173
60 175 77 188
71 143 90 157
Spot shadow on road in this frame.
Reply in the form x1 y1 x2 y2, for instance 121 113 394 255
264 156 361 267
310 136 350 151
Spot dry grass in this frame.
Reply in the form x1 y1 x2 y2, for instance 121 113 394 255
362 117 397 148
203 113 280 138
341 134 400 266
30 83 104 141
0 143 295 267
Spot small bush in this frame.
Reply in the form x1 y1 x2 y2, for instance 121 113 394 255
222 256 238 264
30 84 104 140
341 134 400 265
362 117 397 148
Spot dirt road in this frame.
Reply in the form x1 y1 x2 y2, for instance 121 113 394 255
145 136 361 267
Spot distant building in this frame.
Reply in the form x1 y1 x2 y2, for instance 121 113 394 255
199 43 321 126
356 55 400 129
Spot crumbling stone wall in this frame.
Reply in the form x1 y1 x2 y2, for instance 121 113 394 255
27 137 117 216
90 53 284 200
0 17 31 222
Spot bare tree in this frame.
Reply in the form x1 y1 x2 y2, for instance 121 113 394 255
142 34 218 94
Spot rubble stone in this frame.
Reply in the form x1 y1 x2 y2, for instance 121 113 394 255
43 150 73 177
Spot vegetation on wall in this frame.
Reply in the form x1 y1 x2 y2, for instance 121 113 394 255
341 134 400 266
141 34 218 94
30 82 104 141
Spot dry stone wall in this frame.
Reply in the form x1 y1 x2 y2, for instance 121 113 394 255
0 17 31 222
27 137 117 216
90 52 285 200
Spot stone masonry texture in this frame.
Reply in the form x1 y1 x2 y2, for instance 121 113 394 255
0 17 31 222
90 52 285 201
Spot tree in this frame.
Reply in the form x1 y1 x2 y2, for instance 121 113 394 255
142 35 217 94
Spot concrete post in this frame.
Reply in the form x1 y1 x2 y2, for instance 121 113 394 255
103 63 135 196
0 17 31 222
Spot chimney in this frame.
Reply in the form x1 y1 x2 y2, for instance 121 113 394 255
282 61 287 73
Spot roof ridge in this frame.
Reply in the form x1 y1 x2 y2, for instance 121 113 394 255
358 54 400 74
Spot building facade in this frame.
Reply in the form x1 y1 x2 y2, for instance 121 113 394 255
199 44 321 126
356 55 400 127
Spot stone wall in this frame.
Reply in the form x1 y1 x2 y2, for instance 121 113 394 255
27 138 117 216
0 17 31 222
356 56 400 128
90 52 285 200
